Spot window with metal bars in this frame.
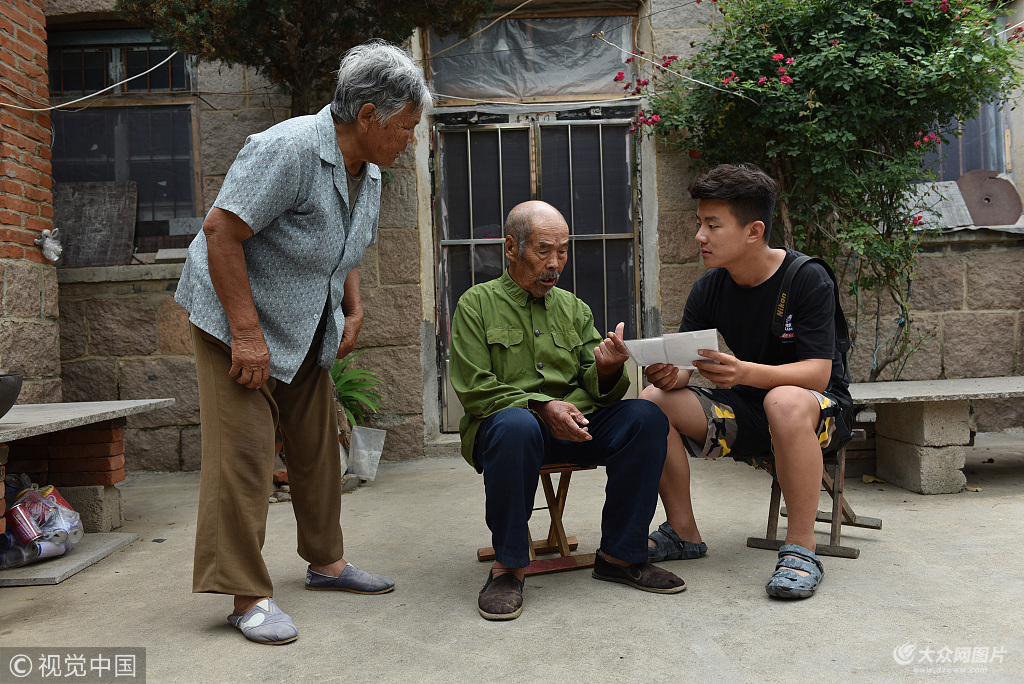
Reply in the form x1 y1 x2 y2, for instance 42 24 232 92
434 115 640 430
51 106 196 223
48 30 191 96
921 101 1012 181
47 30 200 249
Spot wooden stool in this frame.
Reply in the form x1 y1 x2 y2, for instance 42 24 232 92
477 463 597 575
746 443 882 559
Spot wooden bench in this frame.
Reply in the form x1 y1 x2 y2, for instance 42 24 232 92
850 377 1024 494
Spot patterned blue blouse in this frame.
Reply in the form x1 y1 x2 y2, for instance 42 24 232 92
176 104 380 382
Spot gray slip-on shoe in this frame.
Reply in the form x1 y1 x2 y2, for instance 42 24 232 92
305 563 395 594
227 598 298 645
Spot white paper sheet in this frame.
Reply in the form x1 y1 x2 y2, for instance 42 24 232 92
623 328 719 369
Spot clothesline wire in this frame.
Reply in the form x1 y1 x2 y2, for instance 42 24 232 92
0 50 180 113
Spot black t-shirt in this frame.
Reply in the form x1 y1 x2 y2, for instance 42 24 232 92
680 248 850 401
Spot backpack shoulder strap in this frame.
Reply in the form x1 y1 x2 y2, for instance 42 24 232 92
771 255 852 382
770 254 812 338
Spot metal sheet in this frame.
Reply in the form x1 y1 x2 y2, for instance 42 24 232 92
956 169 1023 226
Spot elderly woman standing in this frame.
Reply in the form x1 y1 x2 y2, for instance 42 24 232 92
175 41 429 645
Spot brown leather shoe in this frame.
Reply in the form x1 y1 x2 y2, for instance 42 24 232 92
478 570 524 620
592 551 686 594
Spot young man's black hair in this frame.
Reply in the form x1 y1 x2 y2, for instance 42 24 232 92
687 163 777 242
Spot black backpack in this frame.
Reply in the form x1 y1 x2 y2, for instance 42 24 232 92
770 255 851 383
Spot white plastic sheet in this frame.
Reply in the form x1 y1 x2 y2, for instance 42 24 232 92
429 16 633 101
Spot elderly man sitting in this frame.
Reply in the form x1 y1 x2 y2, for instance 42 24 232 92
450 200 686 621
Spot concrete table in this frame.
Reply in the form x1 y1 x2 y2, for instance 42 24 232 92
850 377 1024 494
1 399 174 529
0 400 175 442
1 400 173 585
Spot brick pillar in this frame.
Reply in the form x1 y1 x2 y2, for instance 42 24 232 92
5 419 127 531
0 0 61 404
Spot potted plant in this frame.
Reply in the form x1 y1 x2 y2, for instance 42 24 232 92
330 351 382 449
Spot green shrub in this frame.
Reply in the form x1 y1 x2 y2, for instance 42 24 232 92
627 0 1023 378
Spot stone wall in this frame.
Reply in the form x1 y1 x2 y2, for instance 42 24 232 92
194 62 292 212
57 265 199 471
849 233 1024 431
348 146 426 461
0 0 61 404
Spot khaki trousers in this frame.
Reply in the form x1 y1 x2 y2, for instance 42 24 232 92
190 325 344 597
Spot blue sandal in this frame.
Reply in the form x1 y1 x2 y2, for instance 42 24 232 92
765 544 824 599
647 522 708 562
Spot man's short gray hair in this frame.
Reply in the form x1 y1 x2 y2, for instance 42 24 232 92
331 40 433 124
505 206 533 259
505 201 566 258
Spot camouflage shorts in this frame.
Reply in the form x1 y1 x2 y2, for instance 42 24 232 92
681 386 853 469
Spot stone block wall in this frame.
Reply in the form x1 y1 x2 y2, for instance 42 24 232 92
850 236 1024 431
195 62 291 211
57 265 200 471
355 147 426 460
0 0 61 403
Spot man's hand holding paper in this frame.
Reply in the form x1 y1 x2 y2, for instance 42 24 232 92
623 328 719 370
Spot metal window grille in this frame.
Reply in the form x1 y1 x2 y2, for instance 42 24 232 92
434 118 640 431
48 44 191 96
51 105 197 222
922 101 1012 181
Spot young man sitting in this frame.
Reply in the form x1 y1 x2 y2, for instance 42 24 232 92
640 163 853 599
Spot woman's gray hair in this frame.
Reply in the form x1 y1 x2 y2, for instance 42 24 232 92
331 40 433 124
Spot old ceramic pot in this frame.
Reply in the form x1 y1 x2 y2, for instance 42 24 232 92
0 374 23 419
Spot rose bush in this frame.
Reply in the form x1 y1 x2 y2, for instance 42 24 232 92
626 0 1023 379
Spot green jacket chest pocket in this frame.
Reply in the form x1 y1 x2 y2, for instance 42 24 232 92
486 327 527 379
551 330 583 363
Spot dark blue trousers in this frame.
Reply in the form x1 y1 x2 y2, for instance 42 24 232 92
474 399 669 568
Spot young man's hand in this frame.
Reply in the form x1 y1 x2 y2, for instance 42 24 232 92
694 349 746 388
644 363 680 391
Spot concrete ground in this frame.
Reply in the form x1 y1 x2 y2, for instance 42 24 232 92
2 433 1023 683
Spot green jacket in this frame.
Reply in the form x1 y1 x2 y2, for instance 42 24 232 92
450 270 630 470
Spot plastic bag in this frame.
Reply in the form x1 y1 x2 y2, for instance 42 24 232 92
1 483 83 569
348 426 386 481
